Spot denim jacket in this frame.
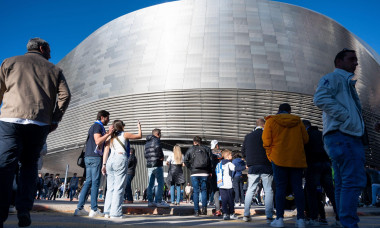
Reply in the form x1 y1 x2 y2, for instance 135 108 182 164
314 68 365 137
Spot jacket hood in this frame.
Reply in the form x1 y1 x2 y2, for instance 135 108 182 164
221 159 231 165
266 114 301 128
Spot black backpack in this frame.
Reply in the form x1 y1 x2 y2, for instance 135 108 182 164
191 146 210 169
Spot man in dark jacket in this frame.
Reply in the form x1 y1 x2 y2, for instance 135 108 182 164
242 118 274 223
184 136 212 216
145 129 169 208
302 120 339 226
124 148 137 203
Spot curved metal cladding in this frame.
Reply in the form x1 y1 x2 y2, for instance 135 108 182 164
44 0 380 177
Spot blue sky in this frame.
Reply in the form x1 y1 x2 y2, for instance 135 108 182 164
0 0 379 65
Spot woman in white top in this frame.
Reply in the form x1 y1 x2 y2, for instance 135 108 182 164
102 120 141 218
166 145 185 205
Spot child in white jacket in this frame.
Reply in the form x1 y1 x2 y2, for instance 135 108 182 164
218 149 237 220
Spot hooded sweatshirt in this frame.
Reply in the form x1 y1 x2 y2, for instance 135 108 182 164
262 113 309 168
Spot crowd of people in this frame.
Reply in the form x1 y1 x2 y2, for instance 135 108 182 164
1 38 380 228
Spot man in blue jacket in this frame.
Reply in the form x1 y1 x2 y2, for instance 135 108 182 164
314 49 366 228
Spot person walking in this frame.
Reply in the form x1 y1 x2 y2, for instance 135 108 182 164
145 129 170 208
242 118 274 224
0 37 71 227
210 140 222 216
49 174 61 200
102 120 142 219
262 103 309 228
74 110 114 217
184 136 212 216
124 148 138 203
69 173 79 201
314 49 367 228
166 145 185 205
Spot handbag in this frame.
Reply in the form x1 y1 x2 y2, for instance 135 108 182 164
77 135 89 168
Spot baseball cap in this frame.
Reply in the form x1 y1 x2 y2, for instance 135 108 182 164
210 140 219 149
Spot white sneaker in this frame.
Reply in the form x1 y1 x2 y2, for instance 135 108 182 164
243 216 251 222
89 209 104 217
270 218 284 227
156 201 170 208
223 214 230 220
230 214 238 220
104 214 110 218
148 201 157 207
74 208 89 216
295 219 305 228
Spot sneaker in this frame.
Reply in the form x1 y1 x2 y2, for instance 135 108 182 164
240 203 244 207
104 214 110 219
270 218 284 227
89 209 104 217
295 219 305 228
194 210 199 217
201 207 207 215
148 201 157 207
235 203 240 207
156 201 170 208
318 218 328 226
9 205 16 213
223 214 230 220
307 219 319 227
74 208 89 216
266 217 274 224
243 216 251 222
230 214 238 220
110 215 124 219
17 211 31 227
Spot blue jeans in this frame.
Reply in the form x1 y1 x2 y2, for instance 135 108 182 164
69 186 77 201
124 174 134 201
324 131 366 228
272 163 305 219
191 176 208 212
77 156 102 211
0 121 49 223
372 184 380 205
104 153 128 217
147 166 164 203
170 184 181 204
244 173 274 218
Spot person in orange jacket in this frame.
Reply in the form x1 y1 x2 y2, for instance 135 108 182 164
262 103 309 228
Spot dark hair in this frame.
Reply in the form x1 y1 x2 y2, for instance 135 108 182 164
27 38 49 51
96 110 110 120
232 150 242 159
278 103 291 113
152 128 161 136
334 49 356 66
130 148 135 154
193 136 202 144
110 120 125 145
302 119 311 128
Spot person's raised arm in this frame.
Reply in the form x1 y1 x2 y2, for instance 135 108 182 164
124 121 142 139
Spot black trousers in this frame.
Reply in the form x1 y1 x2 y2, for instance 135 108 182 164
220 188 234 215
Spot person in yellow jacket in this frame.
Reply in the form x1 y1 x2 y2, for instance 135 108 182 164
262 103 309 228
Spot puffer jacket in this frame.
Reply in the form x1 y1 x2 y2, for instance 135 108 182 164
144 135 164 168
262 113 309 168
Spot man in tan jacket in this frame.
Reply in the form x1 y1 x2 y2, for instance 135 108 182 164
262 103 308 228
0 38 71 227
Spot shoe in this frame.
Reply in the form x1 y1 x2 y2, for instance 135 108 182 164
266 217 274 224
104 214 110 218
194 210 199 217
295 219 305 228
270 218 284 227
213 210 222 216
148 201 157 207
110 215 124 219
223 214 230 220
235 203 240 207
201 207 207 215
17 212 31 227
230 214 238 220
334 220 343 227
156 201 170 208
318 218 328 226
240 203 244 207
307 219 319 227
9 205 16 213
89 209 104 217
74 208 89 216
243 216 251 222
